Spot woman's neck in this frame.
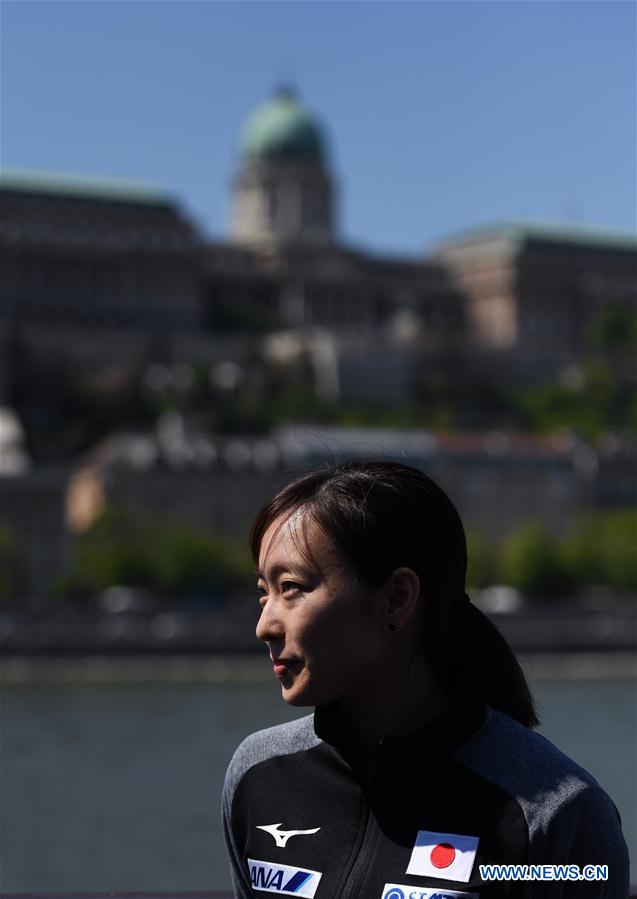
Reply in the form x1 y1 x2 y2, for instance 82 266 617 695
336 653 449 761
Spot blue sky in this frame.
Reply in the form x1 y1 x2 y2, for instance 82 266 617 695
2 1 635 254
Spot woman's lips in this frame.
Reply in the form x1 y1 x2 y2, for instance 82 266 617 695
272 659 302 678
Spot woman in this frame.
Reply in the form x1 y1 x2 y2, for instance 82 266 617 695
223 461 629 898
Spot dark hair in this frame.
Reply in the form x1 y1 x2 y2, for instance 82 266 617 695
250 460 538 728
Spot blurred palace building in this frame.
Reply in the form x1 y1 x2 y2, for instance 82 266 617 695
1 87 636 599
2 86 636 404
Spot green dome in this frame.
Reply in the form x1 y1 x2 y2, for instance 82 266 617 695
239 87 326 165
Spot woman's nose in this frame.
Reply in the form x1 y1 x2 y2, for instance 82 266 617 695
256 600 284 643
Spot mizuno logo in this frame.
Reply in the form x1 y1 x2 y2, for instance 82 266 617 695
257 822 321 847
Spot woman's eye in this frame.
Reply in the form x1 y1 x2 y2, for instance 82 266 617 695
256 585 268 602
281 581 302 594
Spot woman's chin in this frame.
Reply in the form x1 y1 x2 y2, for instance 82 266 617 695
280 679 315 707
283 693 311 707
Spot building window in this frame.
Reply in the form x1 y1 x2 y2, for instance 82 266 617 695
266 183 278 225
303 186 324 228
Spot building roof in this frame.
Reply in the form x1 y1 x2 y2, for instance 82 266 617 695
239 86 327 165
0 168 171 206
437 220 637 253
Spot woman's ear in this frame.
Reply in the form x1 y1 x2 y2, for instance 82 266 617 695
384 567 420 634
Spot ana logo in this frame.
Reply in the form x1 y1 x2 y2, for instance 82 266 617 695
248 858 322 898
406 830 479 883
257 822 321 847
382 886 478 899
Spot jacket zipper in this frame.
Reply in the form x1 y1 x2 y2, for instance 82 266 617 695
338 804 376 898
337 751 380 898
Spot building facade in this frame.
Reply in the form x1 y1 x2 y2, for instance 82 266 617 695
1 88 635 412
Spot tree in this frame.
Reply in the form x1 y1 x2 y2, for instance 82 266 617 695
499 524 572 598
0 526 20 602
69 504 253 600
562 511 637 594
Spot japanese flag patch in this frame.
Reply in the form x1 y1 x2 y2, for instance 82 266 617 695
406 830 479 882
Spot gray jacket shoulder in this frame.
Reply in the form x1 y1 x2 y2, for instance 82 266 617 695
455 709 629 899
455 709 621 846
224 714 319 806
221 716 317 898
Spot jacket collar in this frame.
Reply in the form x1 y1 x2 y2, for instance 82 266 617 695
313 674 486 771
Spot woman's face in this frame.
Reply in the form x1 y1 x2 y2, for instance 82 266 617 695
256 513 387 707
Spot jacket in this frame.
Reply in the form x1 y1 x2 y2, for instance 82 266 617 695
222 688 629 898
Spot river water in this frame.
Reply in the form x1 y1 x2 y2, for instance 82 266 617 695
1 670 635 891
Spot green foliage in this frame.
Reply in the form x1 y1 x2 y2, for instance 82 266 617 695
508 308 637 440
559 518 602 588
416 374 458 429
74 505 152 590
588 306 637 353
151 523 253 595
510 360 636 440
70 504 253 599
330 403 422 429
499 524 572 598
561 510 637 593
0 526 20 601
467 510 636 599
598 510 637 592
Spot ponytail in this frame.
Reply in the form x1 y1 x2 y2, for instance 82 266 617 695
419 587 538 729
457 600 538 728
